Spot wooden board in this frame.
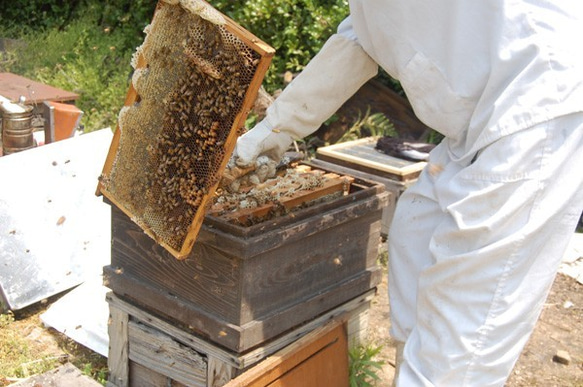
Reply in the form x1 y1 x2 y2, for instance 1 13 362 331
11 363 102 387
223 320 349 387
316 137 426 182
0 72 79 104
97 1 274 259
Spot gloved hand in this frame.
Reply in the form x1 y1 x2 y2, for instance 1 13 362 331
220 118 295 192
223 16 378 191
234 120 294 168
221 154 278 193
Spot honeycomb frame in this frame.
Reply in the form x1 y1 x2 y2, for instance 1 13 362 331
97 0 274 259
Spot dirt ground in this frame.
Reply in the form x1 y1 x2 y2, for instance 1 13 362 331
368 263 583 386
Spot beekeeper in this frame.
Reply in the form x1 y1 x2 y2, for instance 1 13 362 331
233 1 583 386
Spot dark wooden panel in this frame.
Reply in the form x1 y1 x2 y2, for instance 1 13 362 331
241 211 382 322
105 266 244 352
238 269 381 352
111 206 242 323
105 267 380 353
211 190 387 259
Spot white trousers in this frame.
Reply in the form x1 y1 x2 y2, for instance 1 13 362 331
388 113 583 386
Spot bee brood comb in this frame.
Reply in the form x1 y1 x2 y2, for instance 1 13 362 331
97 0 274 259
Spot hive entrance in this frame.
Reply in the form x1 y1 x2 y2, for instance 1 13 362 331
98 1 274 259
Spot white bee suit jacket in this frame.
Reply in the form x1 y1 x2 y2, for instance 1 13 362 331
348 0 583 160
236 2 583 385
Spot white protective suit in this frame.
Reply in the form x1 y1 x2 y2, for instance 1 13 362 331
235 1 583 386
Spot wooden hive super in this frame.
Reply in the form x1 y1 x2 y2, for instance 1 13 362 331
97 0 274 259
104 163 389 353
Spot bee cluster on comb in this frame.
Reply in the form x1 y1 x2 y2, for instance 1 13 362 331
98 0 274 258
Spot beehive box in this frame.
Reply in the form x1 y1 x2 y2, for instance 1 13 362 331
97 0 274 259
103 166 389 352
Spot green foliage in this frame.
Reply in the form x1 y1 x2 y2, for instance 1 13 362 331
213 0 349 91
0 312 60 381
422 128 445 145
0 312 15 328
0 0 155 49
349 344 385 387
80 361 109 385
92 0 158 52
0 4 136 132
377 248 388 268
338 108 397 143
0 0 80 32
0 0 350 132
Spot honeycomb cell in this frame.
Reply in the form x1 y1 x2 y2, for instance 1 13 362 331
100 1 271 258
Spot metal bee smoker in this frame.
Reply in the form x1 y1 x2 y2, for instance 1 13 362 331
0 98 35 156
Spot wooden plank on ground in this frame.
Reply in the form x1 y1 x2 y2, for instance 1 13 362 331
10 363 102 387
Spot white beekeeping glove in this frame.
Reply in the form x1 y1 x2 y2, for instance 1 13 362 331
234 23 378 167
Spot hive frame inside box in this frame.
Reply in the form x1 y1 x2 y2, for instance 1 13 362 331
104 168 389 353
97 0 274 259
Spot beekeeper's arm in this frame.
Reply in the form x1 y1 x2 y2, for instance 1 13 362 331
234 16 379 167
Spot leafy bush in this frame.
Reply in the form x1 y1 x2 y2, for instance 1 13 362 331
349 344 385 387
337 108 397 143
1 0 351 131
0 0 79 32
213 0 349 91
0 4 136 132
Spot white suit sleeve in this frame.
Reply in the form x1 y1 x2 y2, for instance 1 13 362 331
235 16 379 165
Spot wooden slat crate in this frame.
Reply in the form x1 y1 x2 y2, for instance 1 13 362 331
103 166 389 352
97 0 274 259
106 290 374 387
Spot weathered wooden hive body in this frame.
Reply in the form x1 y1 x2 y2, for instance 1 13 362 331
99 0 389 360
105 167 388 352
